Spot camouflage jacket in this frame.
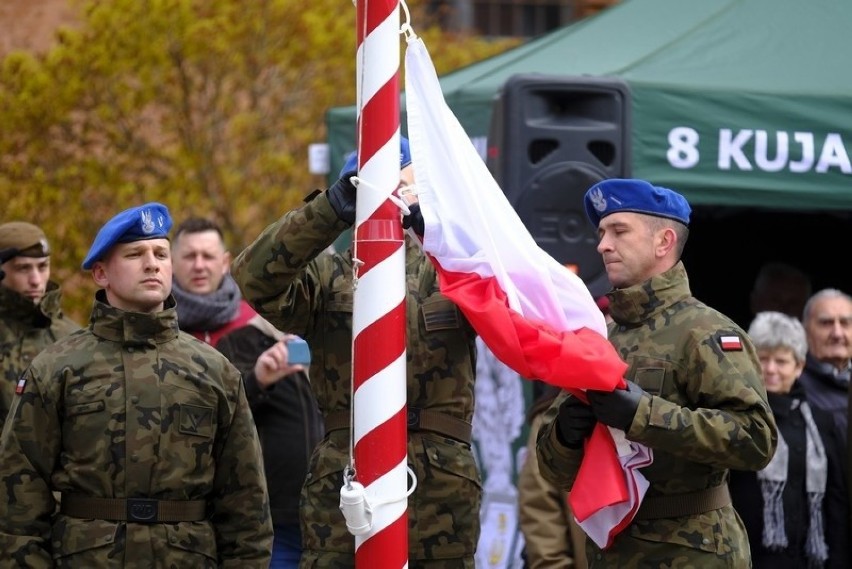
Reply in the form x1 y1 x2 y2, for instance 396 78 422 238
232 192 481 563
0 282 80 424
538 262 777 567
0 292 273 568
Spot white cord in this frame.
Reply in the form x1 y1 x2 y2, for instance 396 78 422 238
399 0 417 42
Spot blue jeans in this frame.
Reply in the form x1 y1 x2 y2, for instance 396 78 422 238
270 523 302 569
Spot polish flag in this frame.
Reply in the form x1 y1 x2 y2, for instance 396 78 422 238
404 36 652 548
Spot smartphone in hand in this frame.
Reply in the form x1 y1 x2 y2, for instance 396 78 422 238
286 337 311 366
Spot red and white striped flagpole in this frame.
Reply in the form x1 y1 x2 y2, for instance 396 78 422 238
351 0 407 566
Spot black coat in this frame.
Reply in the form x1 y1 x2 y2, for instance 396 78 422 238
729 381 849 568
216 324 324 527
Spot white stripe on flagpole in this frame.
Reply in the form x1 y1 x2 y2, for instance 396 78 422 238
352 246 405 338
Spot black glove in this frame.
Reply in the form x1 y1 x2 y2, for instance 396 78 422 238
326 171 357 224
402 203 424 237
586 380 646 432
555 395 597 449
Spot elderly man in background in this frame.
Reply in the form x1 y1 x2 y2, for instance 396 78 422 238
798 288 852 542
0 221 79 424
798 288 852 446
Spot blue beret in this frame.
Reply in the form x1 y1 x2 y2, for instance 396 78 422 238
340 136 412 177
584 178 691 228
82 202 172 269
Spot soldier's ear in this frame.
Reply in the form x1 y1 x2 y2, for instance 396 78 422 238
654 227 677 259
91 263 109 288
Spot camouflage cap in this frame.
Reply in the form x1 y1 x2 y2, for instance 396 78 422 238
0 221 50 258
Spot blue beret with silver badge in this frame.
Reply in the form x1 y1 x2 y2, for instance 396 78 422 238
82 202 172 270
584 178 691 228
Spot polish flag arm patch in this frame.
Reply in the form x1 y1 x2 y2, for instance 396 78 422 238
719 335 743 351
15 376 27 395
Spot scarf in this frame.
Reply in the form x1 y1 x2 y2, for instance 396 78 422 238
757 398 828 567
809 357 851 385
172 275 242 332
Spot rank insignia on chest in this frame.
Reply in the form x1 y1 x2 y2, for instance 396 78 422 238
15 376 27 395
719 335 743 351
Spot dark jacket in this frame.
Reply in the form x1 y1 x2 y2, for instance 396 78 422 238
189 301 324 527
730 381 849 568
798 353 849 450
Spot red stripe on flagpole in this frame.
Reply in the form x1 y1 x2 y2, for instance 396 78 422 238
352 303 405 392
354 513 409 566
356 0 398 45
360 79 400 163
350 229 400 270
355 406 408 484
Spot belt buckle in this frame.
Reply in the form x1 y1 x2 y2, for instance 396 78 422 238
406 407 421 430
127 498 158 523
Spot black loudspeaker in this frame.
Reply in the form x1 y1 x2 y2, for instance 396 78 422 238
487 74 631 298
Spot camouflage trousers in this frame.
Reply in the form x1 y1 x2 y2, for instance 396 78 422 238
300 431 481 564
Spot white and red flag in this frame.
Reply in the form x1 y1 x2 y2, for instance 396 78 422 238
403 35 653 548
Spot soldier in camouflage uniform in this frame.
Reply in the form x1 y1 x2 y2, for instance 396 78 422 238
0 221 80 424
231 140 481 568
0 203 273 567
537 179 777 568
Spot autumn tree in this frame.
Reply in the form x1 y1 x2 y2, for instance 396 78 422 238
0 0 517 321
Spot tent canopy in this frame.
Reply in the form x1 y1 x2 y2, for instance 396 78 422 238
327 0 852 210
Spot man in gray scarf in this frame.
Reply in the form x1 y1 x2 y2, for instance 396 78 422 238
171 217 324 569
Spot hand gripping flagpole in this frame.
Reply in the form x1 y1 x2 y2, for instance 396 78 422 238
344 0 408 566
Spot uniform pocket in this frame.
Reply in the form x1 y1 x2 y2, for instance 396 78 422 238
633 366 666 395
300 436 351 554
160 375 219 439
408 434 481 559
164 522 217 561
65 382 110 418
629 510 725 555
62 382 114 458
52 516 120 561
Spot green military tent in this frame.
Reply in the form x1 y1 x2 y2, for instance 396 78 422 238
326 0 852 211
